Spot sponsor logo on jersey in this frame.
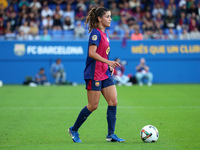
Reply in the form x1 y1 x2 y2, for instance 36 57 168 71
106 47 110 55
92 35 97 41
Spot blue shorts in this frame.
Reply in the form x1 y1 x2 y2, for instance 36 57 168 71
85 76 115 91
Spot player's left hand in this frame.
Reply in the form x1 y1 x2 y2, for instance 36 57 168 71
109 66 114 76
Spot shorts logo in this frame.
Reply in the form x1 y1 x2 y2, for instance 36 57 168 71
92 35 97 41
14 44 25 56
95 81 100 87
106 47 110 55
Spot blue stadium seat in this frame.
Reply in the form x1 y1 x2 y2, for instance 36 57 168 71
63 30 74 36
164 28 169 34
52 30 63 35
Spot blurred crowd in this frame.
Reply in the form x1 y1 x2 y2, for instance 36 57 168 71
0 0 200 40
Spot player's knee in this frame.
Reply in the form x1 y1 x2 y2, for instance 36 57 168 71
109 99 118 106
88 104 98 112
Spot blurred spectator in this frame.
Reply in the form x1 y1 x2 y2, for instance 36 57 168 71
109 30 120 40
135 58 153 86
132 6 143 22
198 2 200 16
76 0 87 12
19 21 30 36
6 5 17 19
19 0 29 8
63 16 74 30
114 58 132 86
74 21 85 37
0 19 4 36
99 1 105 7
52 0 65 5
110 2 120 21
164 11 176 28
7 0 18 6
189 18 198 32
119 1 132 18
29 21 40 40
18 4 29 22
141 0 153 12
75 6 86 21
30 4 41 19
40 29 51 41
129 0 140 11
53 5 63 17
142 11 154 31
16 30 27 40
167 0 176 15
179 0 186 8
165 4 176 16
7 12 17 32
5 21 12 33
153 12 164 30
51 58 66 85
42 15 53 29
180 28 190 40
154 29 166 40
0 0 8 9
187 2 198 15
126 12 137 30
176 12 189 31
4 31 15 40
115 15 129 32
166 28 177 40
29 0 41 12
41 5 53 19
41 0 49 8
35 68 50 86
52 9 63 30
143 30 154 40
28 12 39 26
63 4 75 24
131 28 143 40
152 3 164 17
189 27 200 39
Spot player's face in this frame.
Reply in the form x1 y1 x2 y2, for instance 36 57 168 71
101 11 112 28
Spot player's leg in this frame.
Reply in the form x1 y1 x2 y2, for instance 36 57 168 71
101 77 125 142
68 80 101 143
71 90 100 131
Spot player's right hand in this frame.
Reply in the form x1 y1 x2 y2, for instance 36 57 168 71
108 61 121 68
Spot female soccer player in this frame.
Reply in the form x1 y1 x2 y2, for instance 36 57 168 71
68 7 125 143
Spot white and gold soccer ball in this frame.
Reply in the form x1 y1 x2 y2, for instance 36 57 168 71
140 125 159 143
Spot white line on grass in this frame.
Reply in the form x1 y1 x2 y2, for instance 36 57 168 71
0 106 199 110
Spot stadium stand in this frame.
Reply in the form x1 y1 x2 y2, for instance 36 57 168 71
0 0 200 40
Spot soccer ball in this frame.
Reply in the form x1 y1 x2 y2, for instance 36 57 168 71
140 125 159 143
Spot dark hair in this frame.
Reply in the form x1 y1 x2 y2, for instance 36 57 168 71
85 7 109 33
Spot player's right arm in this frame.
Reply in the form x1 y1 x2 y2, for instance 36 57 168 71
88 45 120 68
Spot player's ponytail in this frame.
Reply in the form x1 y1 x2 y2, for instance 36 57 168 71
85 7 109 33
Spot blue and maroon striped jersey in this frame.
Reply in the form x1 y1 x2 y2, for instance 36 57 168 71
84 28 111 81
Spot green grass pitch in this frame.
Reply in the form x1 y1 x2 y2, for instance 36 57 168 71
0 84 200 150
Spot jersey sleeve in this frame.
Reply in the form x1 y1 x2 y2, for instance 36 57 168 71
88 29 101 47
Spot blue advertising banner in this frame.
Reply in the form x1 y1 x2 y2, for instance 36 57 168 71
0 40 200 84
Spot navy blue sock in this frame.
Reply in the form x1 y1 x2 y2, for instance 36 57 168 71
72 106 91 132
107 106 117 135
